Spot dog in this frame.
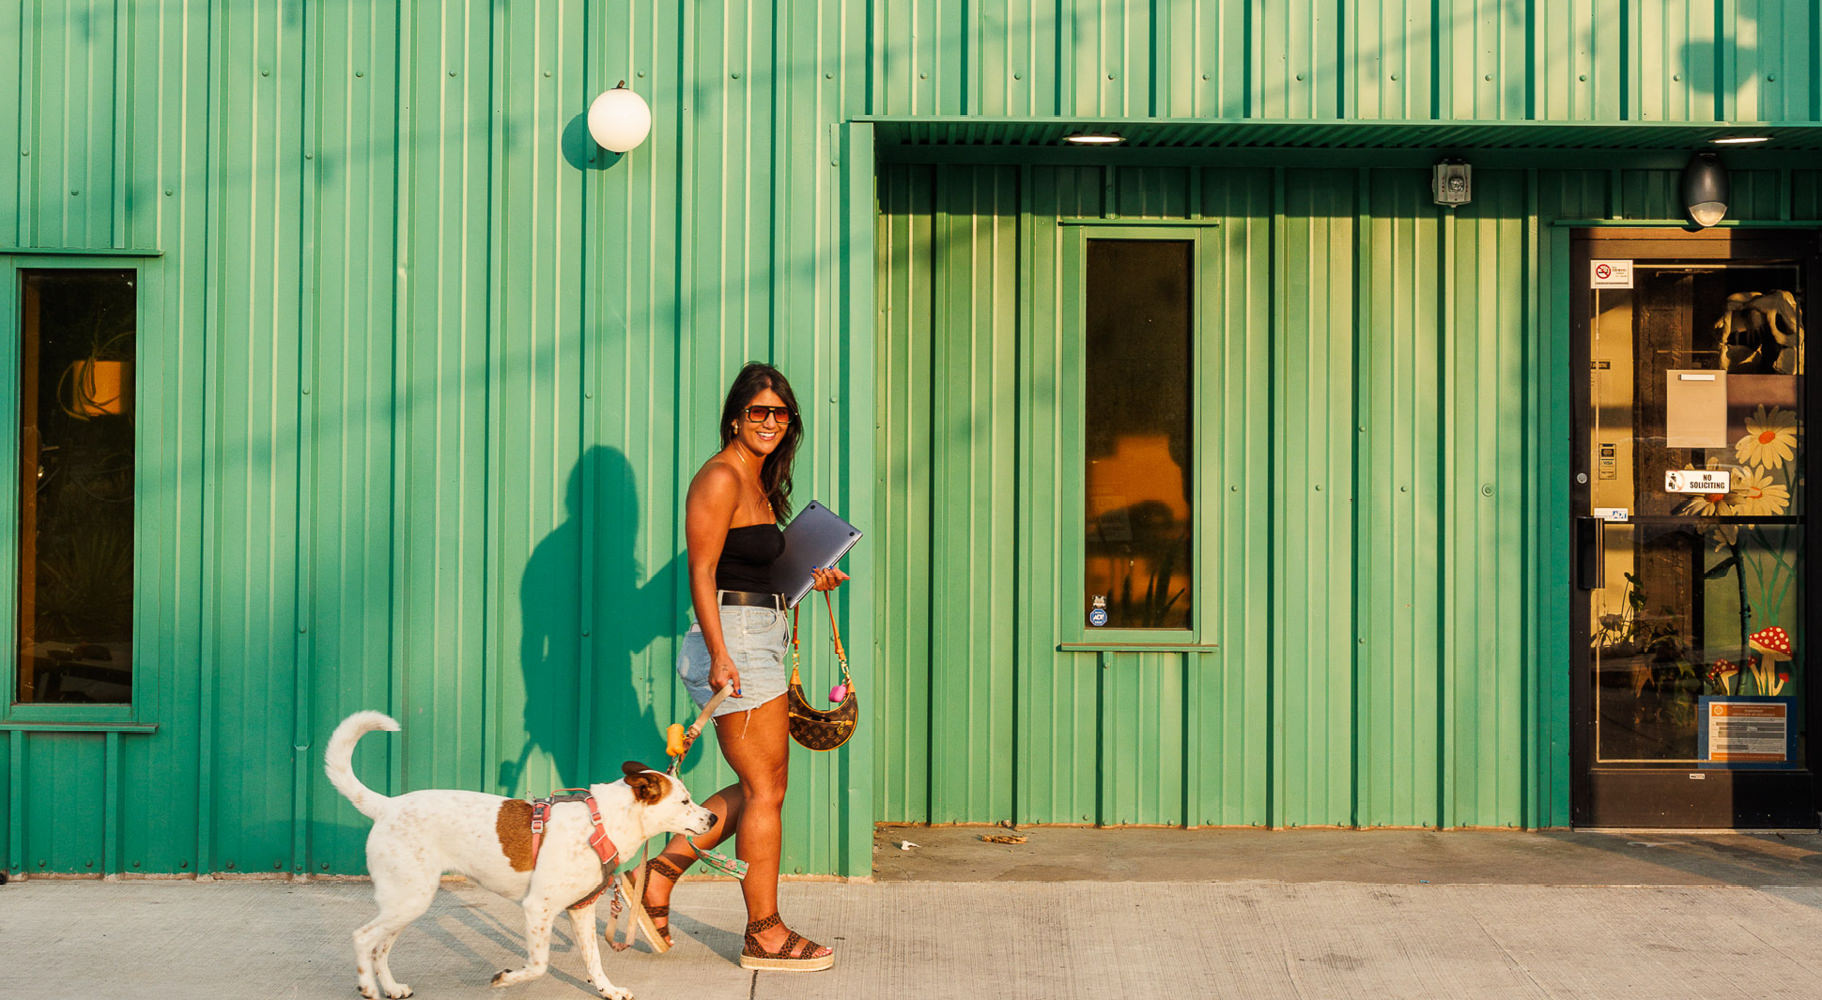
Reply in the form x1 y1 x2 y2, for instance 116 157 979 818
325 711 715 1000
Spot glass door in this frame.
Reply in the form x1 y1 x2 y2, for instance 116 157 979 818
1571 229 1819 828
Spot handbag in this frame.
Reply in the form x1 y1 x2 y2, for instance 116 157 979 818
786 590 858 750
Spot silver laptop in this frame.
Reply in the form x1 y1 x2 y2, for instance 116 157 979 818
771 501 863 607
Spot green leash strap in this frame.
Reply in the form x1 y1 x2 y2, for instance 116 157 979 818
687 836 749 879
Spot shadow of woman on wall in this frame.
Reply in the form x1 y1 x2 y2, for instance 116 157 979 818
504 445 685 792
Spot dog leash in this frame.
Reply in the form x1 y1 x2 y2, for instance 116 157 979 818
611 685 751 951
665 683 750 878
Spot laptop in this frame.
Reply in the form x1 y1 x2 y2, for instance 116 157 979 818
771 501 863 607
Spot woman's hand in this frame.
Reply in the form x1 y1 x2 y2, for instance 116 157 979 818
810 566 850 592
709 653 743 699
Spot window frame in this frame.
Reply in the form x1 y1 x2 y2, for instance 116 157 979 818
1059 224 1216 646
3 257 155 727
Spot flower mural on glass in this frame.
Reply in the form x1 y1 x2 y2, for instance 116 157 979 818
1728 467 1791 516
1734 405 1797 468
1698 395 1801 699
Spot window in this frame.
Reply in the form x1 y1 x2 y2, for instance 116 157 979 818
15 270 136 704
1083 240 1194 629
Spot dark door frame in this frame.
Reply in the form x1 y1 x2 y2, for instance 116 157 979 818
1569 227 1822 828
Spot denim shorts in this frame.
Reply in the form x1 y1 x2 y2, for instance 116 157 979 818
678 602 790 717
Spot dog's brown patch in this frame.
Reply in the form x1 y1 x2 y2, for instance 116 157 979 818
622 763 668 805
496 799 536 871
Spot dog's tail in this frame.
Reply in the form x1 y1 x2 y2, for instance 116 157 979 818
324 711 401 820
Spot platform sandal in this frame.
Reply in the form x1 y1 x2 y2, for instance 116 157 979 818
739 913 835 972
616 855 684 953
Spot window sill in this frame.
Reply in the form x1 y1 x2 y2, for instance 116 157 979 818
1057 641 1220 653
0 720 157 733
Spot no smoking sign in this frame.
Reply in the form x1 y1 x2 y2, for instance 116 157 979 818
1590 259 1634 289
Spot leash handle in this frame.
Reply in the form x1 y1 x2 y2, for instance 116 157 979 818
669 682 735 768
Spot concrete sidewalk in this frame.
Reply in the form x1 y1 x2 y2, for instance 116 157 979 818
5 827 1822 1000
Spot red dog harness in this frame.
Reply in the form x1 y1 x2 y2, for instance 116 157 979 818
528 790 621 910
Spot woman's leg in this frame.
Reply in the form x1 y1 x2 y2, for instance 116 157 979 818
643 782 747 937
710 696 831 958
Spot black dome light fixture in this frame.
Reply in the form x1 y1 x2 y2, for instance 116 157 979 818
1681 151 1730 229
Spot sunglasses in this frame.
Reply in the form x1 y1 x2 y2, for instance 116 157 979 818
742 405 794 425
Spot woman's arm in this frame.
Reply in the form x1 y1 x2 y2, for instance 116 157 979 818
685 461 743 696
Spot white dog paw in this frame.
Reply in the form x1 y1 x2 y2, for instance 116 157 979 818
384 987 413 999
594 986 633 1000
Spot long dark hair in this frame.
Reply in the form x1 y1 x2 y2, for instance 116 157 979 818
719 362 804 520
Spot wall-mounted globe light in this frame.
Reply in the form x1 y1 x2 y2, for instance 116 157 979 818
588 82 652 154
1680 151 1729 229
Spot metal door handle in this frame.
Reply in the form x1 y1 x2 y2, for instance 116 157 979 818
1575 516 1605 591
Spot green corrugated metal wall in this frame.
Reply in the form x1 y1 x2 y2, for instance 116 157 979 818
874 162 1822 829
3 0 1821 878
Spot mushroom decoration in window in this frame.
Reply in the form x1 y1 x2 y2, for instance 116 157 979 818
1710 659 1739 695
1749 625 1793 660
1746 626 1793 696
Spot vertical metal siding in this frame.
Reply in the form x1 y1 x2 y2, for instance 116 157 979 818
1275 169 1358 827
7 0 1822 878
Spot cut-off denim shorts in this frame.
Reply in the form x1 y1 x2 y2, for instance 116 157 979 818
678 600 790 718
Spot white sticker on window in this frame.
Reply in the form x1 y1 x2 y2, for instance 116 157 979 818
1665 469 1731 494
1591 259 1634 288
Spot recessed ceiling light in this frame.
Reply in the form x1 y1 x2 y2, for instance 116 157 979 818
1711 135 1771 145
1063 133 1126 146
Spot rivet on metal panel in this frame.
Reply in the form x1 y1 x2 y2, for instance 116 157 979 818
20 149 26 156
449 70 457 77
70 190 79 196
261 69 269 77
1013 72 1021 80
1400 485 1408 492
637 72 644 78
1767 75 1776 83
1481 484 1494 497
1297 73 1305 81
1484 74 1492 82
1579 74 1587 82
1673 74 1681 82
301 386 311 394
356 71 363 78
543 70 551 78
919 72 926 79
1314 484 1322 491
826 72 834 80
165 189 173 196
1359 638 1366 645
1108 73 1116 80
1202 73 1209 80
1229 485 1238 492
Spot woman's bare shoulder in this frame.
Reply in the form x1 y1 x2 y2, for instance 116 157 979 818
687 456 741 502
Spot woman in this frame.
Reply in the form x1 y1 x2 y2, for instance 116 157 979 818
624 362 847 971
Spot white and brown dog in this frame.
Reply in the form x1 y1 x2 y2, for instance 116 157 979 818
325 711 715 1000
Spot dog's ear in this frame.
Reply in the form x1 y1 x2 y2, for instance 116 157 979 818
621 761 667 804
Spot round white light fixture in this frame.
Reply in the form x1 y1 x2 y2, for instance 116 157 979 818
1681 151 1730 229
588 82 652 153
1710 135 1771 145
1063 132 1126 146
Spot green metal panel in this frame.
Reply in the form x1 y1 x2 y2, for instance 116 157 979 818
5 0 1822 879
1275 169 1358 827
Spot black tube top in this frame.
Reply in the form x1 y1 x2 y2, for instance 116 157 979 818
716 523 785 592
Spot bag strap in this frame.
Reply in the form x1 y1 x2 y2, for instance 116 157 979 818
789 591 852 688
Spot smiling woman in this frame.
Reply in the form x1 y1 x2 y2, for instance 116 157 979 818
16 270 136 705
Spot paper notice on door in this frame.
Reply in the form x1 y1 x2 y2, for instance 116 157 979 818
1665 370 1728 448
1705 700 1789 763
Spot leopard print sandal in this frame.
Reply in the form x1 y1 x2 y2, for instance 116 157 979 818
738 913 835 972
616 855 684 953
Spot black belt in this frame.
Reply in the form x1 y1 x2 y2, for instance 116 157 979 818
720 590 784 610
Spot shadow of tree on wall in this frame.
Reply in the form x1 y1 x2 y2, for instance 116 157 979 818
503 445 683 793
